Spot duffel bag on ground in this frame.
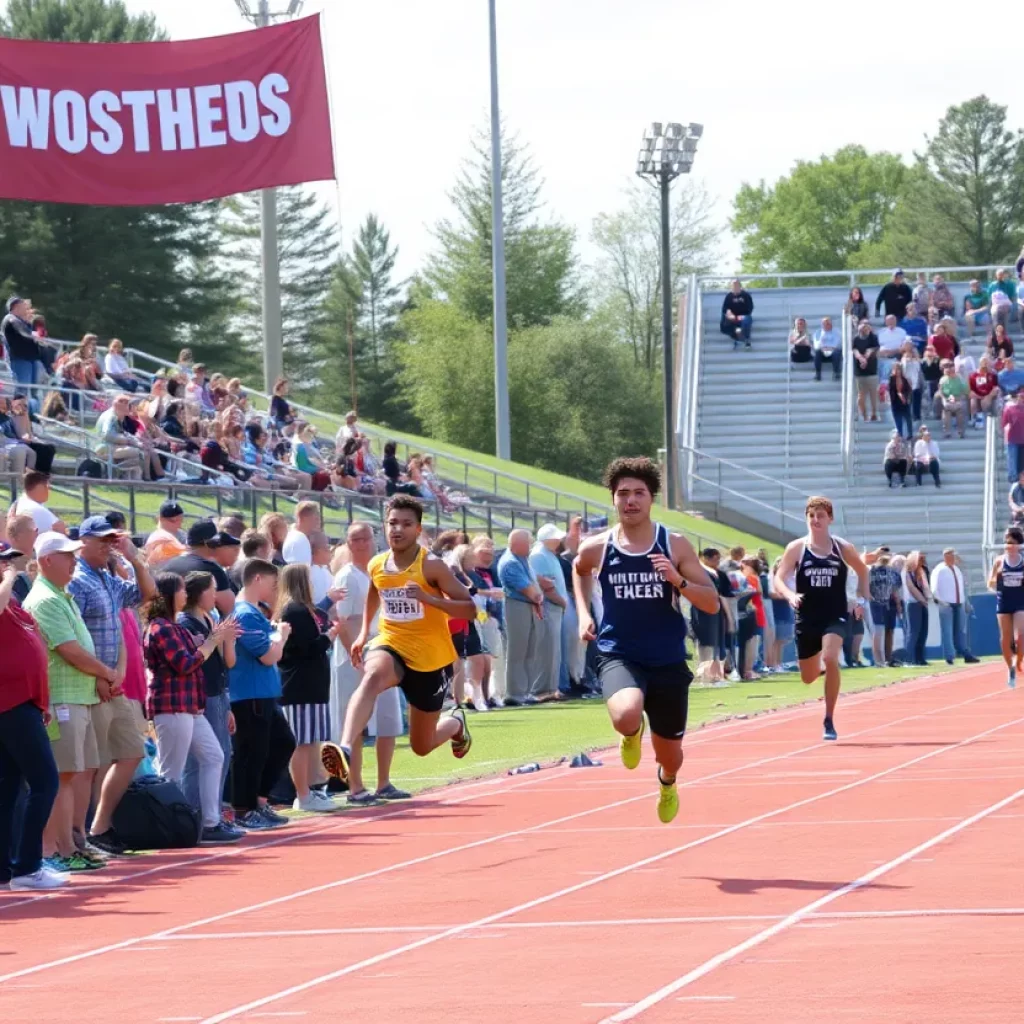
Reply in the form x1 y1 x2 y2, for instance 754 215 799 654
111 775 201 850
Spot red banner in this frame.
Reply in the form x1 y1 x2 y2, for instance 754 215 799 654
0 16 335 206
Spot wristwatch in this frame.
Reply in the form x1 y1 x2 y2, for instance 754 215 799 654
676 577 688 591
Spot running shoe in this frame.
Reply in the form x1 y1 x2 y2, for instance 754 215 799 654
656 773 679 824
320 742 351 784
235 810 276 831
293 793 335 813
87 829 127 857
310 788 339 810
1009 666 1017 690
10 866 68 890
450 708 472 759
64 852 104 872
823 717 838 742
200 823 243 845
620 716 645 771
346 789 380 806
375 784 411 801
258 805 289 827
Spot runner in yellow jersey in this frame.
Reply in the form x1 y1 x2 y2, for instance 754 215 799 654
321 495 478 784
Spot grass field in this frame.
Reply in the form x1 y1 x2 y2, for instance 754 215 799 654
347 660 984 795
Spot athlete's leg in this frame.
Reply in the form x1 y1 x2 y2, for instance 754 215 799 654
407 706 463 756
822 633 844 721
650 732 683 782
998 614 1014 669
1014 612 1024 673
797 655 822 685
606 688 644 738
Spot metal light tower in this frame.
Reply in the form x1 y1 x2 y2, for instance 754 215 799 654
235 0 305 393
635 121 702 508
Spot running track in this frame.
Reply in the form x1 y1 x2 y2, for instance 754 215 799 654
2 664 1021 1023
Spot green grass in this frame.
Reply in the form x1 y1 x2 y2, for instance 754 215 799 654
349 659 991 795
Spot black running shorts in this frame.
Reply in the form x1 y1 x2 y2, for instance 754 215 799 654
597 654 693 740
370 645 452 714
795 620 847 662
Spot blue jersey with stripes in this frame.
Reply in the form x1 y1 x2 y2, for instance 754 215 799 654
596 522 687 667
996 553 1024 614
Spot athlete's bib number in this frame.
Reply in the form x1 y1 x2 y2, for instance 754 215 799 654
808 577 834 587
380 587 424 622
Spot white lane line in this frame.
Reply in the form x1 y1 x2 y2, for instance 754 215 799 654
187 713 1024 1024
601 783 1024 1022
582 1004 630 1009
678 995 735 1002
0 684 999 982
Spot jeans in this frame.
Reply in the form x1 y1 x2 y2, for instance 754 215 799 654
911 387 922 421
892 403 913 439
182 692 232 815
938 603 970 662
907 602 928 664
1009 442 1022 483
229 698 295 813
720 316 752 342
813 348 842 379
0 701 59 881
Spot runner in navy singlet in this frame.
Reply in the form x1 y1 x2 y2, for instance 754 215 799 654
573 457 721 824
988 526 1024 688
772 496 869 741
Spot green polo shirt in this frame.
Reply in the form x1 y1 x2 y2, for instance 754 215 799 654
940 375 968 400
23 575 99 706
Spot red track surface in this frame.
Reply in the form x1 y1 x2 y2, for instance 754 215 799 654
3 665 1023 1023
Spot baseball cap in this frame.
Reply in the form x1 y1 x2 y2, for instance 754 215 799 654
104 510 127 530
0 548 24 561
79 515 119 539
537 523 567 543
187 519 218 547
893 268 904 276
6 296 24 312
211 531 241 548
35 532 83 559
159 500 185 519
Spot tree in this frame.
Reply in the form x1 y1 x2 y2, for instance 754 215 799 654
591 180 718 373
426 125 584 326
219 187 338 385
730 145 910 272
0 0 232 362
856 97 1024 268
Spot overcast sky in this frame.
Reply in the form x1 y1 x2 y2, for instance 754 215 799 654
123 0 1024 280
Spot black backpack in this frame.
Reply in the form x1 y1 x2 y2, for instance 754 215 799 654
111 775 201 850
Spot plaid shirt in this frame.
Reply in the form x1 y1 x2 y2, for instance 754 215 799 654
143 617 207 718
68 559 141 669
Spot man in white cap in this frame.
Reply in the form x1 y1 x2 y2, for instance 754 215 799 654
529 523 569 700
24 533 123 872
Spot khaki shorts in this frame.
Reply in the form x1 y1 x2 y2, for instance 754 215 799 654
855 375 878 395
51 703 100 774
91 695 146 765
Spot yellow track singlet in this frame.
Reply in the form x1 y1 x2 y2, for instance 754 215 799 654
368 547 457 672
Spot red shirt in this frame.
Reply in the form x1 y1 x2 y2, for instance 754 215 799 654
970 371 998 398
0 600 49 714
930 334 956 361
743 570 767 629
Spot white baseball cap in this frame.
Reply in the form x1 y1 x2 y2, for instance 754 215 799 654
35 532 83 559
537 523 567 543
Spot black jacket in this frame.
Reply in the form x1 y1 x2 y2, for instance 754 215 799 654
278 601 331 706
874 282 912 319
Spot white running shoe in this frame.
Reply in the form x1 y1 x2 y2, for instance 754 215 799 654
293 793 334 813
11 866 69 890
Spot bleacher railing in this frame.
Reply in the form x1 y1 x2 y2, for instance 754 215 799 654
839 313 855 477
982 412 1002 582
695 265 1010 290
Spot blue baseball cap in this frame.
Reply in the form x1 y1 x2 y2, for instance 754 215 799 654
79 515 119 539
6 296 24 313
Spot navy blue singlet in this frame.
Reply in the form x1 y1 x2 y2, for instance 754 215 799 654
596 523 687 667
996 554 1024 614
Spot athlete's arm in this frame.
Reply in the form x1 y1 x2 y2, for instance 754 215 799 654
988 556 1003 593
350 581 380 670
661 534 720 614
840 540 871 603
772 541 803 608
573 534 605 642
420 557 477 617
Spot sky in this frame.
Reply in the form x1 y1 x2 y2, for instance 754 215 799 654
122 0 1024 281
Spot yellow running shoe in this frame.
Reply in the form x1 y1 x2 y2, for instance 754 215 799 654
619 717 645 770
657 775 679 824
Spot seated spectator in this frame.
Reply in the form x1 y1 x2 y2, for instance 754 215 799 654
911 273 932 323
921 344 943 412
292 424 331 491
334 410 361 449
40 391 67 423
928 321 958 362
176 347 194 380
381 440 419 496
845 286 868 328
1003 392 1024 481
146 376 171 423
12 470 66 535
998 356 1024 398
788 317 813 364
899 302 928 352
883 431 909 488
930 274 956 321
888 363 914 439
987 323 1014 367
969 356 1000 428
95 394 144 480
954 342 977 383
901 342 924 422
990 286 1013 334
990 268 1018 330
270 377 296 432
0 400 33 477
877 314 907 385
720 279 753 348
853 320 880 421
1009 470 1024 525
912 426 941 487
330 436 360 491
8 394 55 475
103 339 142 393
934 360 968 438
963 280 991 337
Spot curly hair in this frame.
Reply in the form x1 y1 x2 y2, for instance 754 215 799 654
602 457 661 499
386 493 424 524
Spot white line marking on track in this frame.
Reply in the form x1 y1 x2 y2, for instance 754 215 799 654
600 783 1024 1022
185 711 1024 1024
6 682 983 981
677 995 736 1002
582 1004 630 1009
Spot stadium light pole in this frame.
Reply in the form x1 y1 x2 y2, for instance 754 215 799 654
635 121 702 509
235 0 305 393
488 0 511 460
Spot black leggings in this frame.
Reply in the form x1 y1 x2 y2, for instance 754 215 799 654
27 442 54 475
913 459 941 486
229 698 296 812
884 458 907 483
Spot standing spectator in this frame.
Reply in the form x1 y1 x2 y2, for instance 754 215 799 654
1005 394 1024 482
270 378 296 431
903 551 932 667
963 280 991 337
143 572 240 845
930 549 979 666
935 361 968 438
163 520 235 617
529 524 568 701
334 411 361 449
813 317 842 381
470 534 506 706
911 273 932 323
868 554 903 668
720 279 754 348
143 500 188 567
930 274 956 320
307 530 335 606
282 501 321 566
739 556 765 680
228 559 295 830
210 530 241 590
497 530 544 706
845 286 869 327
899 302 929 352
921 345 943 414
969 356 1000 428
883 431 909 487
1009 470 1024 525
788 317 813 364
7 514 37 604
0 554 62 890
875 269 912 320
888 363 914 439
912 426 942 487
700 548 734 679
877 315 908 385
231 530 273 592
901 342 924 422
67 516 156 853
853 321 880 421
13 470 66 536
331 522 410 803
2 297 45 388
259 513 289 566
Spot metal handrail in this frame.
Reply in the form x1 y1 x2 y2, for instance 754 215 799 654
840 313 855 476
697 265 1007 289
688 471 807 532
680 444 806 493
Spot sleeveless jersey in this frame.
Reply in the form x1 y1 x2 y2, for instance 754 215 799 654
996 553 1024 614
368 547 457 672
795 536 849 628
596 523 687 667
